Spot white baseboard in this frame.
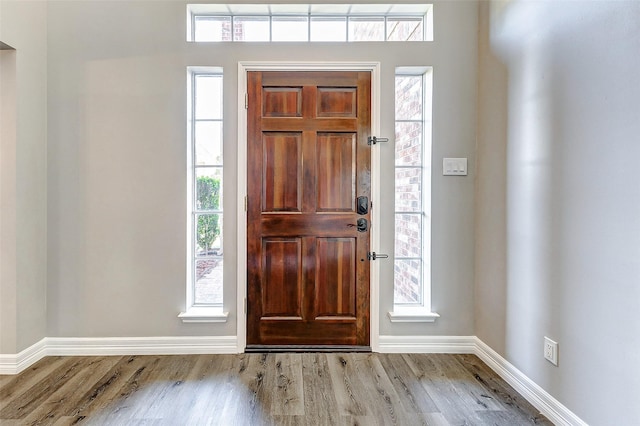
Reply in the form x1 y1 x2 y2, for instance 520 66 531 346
378 335 477 353
45 336 239 356
0 334 586 426
473 337 587 426
0 336 238 374
0 338 48 375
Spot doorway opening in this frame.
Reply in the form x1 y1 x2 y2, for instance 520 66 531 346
236 62 381 352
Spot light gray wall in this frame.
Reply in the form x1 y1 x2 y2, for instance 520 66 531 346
476 1 640 424
0 0 48 353
46 0 478 339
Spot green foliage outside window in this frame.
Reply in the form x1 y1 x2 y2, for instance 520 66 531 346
196 176 221 254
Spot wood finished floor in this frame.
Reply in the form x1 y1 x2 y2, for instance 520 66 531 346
0 353 553 426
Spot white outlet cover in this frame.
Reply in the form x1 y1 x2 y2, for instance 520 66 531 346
544 337 558 366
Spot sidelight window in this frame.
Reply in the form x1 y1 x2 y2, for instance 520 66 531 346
180 68 227 322
390 67 438 322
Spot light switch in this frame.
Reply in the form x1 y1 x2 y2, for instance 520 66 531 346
443 158 468 176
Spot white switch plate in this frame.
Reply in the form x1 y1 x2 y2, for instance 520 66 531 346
544 337 558 366
443 158 468 176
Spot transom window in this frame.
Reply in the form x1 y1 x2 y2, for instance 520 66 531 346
188 4 433 42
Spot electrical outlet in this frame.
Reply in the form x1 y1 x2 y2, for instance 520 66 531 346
544 337 558 366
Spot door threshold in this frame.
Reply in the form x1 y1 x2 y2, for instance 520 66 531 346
245 345 372 353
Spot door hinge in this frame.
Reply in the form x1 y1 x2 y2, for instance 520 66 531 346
367 136 389 146
367 252 389 261
245 93 248 109
244 195 247 211
244 297 247 314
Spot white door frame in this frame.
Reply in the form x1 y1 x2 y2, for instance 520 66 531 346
236 61 381 352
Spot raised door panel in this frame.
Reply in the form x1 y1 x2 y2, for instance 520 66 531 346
261 238 303 319
317 87 357 117
262 87 302 117
262 132 302 212
315 238 357 319
316 133 356 212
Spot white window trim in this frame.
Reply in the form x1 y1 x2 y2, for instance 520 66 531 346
180 67 228 324
179 307 228 323
388 67 438 323
236 61 381 352
388 308 439 323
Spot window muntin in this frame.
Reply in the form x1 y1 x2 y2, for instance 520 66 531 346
394 71 431 307
189 5 431 42
190 73 224 307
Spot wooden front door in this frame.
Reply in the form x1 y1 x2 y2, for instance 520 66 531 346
246 71 371 348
